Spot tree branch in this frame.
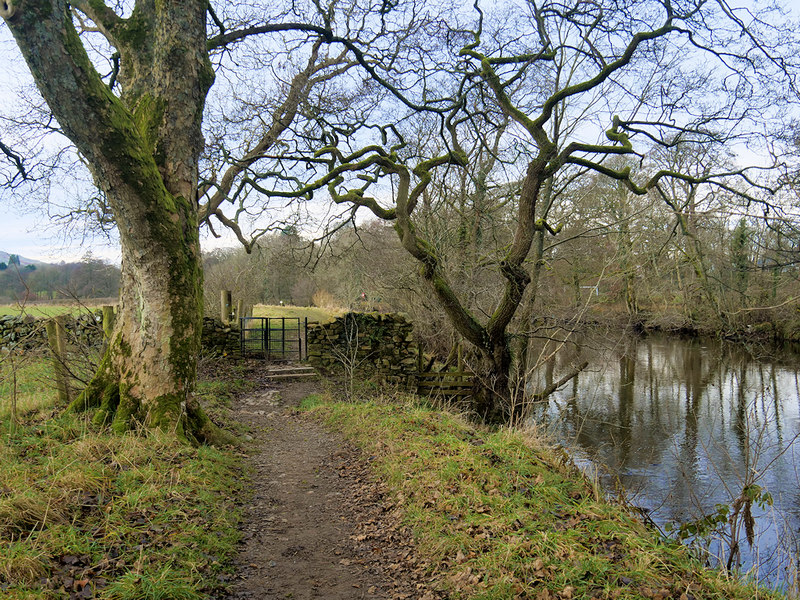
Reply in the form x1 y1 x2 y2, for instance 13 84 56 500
0 139 28 182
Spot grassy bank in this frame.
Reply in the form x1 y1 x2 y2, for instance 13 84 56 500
1 350 784 599
0 356 250 599
303 393 781 600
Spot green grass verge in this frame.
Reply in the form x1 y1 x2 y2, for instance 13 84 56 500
0 357 246 599
304 395 781 600
0 357 59 421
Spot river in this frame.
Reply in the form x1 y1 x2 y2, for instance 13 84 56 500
528 329 800 591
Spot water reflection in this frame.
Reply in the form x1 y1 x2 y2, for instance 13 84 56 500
533 331 800 589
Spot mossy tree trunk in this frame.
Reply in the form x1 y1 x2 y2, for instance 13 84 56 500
2 0 223 442
385 154 551 424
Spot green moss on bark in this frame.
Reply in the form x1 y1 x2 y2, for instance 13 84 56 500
68 347 116 412
91 382 121 427
111 386 141 434
147 393 184 431
186 398 238 447
112 7 149 50
131 94 167 164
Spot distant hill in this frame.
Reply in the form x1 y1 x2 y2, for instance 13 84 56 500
0 251 46 267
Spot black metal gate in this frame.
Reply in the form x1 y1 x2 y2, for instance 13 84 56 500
240 317 306 360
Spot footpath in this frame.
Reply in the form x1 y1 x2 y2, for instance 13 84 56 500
223 379 445 600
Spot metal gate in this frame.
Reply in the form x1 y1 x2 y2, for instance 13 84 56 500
240 317 306 360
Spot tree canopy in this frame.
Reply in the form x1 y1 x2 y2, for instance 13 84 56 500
2 0 800 429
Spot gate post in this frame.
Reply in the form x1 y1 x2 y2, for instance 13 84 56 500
281 317 286 360
235 299 244 323
303 317 308 361
220 290 232 325
45 316 71 405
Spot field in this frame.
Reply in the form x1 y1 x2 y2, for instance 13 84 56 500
251 303 337 323
0 302 113 318
0 302 337 322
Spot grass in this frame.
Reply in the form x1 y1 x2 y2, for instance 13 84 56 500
0 303 111 318
0 356 246 599
0 356 59 421
304 394 782 600
252 303 337 323
1 343 782 599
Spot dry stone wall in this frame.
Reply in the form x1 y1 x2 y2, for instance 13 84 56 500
201 317 240 357
0 313 103 352
306 312 417 387
2 312 419 382
0 313 241 357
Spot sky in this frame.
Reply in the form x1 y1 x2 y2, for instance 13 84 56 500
0 19 308 265
1 1 799 265
0 26 115 264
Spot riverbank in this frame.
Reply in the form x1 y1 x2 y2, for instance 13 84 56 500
539 303 800 348
303 390 782 599
0 357 785 598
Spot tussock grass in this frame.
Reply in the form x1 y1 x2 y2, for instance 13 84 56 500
307 395 782 600
0 543 48 585
0 492 66 539
0 357 246 599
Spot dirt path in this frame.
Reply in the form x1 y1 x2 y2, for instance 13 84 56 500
222 378 445 600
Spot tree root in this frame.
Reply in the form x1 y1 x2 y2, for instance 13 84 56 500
69 370 238 447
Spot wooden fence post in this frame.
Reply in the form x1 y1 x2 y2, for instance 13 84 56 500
45 315 72 405
220 290 232 325
235 299 244 324
102 305 116 340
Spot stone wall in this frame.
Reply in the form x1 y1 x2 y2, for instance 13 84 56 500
201 317 240 357
0 313 104 352
0 313 241 357
2 312 418 378
306 313 417 387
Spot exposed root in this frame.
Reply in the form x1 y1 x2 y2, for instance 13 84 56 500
69 372 237 447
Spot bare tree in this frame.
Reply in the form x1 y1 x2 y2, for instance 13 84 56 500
250 0 799 422
3 0 798 432
0 0 371 440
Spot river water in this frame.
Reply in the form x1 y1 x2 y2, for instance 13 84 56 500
528 330 800 590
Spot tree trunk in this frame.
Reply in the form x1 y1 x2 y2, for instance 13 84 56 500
69 193 214 442
3 0 225 443
514 175 556 391
470 342 512 423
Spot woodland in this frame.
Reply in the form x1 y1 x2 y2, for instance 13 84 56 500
1 0 799 430
0 256 120 302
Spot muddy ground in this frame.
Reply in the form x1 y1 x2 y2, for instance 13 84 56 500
221 378 446 600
